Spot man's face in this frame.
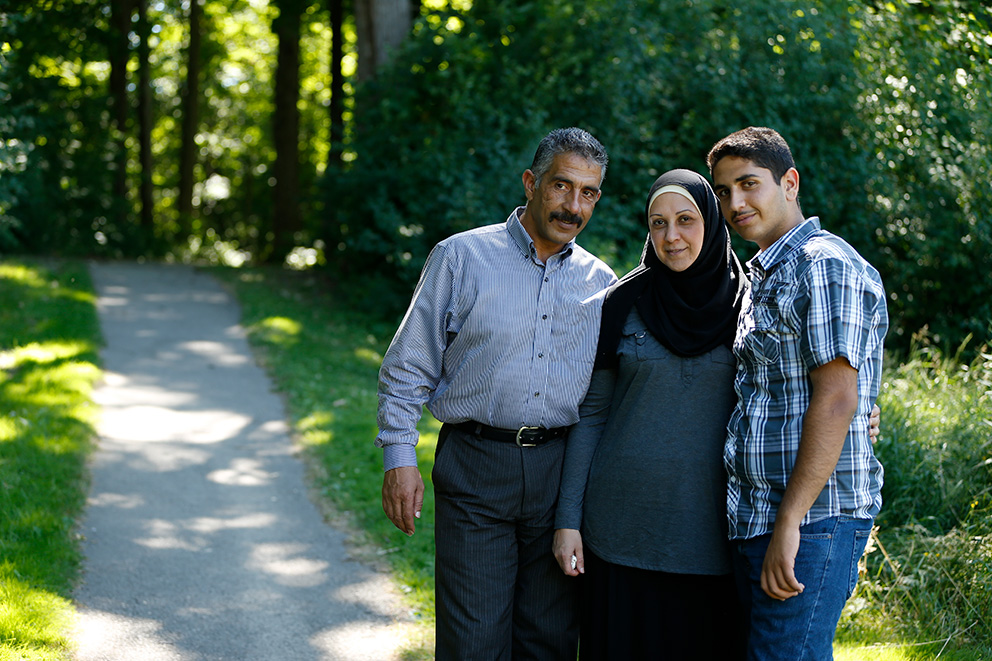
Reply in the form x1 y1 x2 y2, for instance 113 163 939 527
711 156 799 251
520 152 603 257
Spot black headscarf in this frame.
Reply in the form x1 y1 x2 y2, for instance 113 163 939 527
595 169 748 368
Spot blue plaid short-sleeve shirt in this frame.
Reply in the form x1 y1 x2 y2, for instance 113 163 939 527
725 217 888 540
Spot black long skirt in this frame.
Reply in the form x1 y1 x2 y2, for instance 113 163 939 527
579 548 746 660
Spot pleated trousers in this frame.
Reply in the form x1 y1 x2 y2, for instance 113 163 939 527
432 423 579 661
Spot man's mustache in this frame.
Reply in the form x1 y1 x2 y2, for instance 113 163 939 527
550 210 583 225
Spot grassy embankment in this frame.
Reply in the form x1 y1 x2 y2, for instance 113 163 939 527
0 259 101 661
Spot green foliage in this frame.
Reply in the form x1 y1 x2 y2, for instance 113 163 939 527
838 338 992 654
0 7 143 258
2 0 990 351
0 259 102 660
851 0 992 350
329 0 992 354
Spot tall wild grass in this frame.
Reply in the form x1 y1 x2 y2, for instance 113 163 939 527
839 334 992 657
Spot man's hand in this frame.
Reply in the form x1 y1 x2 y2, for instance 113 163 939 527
869 403 881 443
382 466 424 536
553 528 584 576
761 521 804 600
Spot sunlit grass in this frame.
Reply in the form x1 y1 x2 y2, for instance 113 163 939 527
0 258 102 661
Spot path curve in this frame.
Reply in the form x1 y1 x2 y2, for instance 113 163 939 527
73 262 414 661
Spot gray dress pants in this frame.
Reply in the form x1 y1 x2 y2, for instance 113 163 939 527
432 423 579 660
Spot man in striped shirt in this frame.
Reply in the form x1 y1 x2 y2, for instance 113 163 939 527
708 127 887 659
376 128 617 659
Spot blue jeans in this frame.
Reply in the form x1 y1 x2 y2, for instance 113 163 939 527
732 516 873 661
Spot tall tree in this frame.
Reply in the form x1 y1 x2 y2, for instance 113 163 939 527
177 0 203 238
354 0 411 81
271 0 308 261
327 0 345 169
136 0 154 235
108 0 133 229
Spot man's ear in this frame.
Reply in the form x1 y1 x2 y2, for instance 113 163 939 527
781 167 800 202
522 169 536 200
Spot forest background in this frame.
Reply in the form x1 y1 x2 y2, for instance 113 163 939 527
2 0 992 657
2 0 991 353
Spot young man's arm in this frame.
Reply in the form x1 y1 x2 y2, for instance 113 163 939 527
761 356 859 600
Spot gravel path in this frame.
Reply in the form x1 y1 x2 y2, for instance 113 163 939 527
72 262 414 661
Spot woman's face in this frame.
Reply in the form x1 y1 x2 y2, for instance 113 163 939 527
648 191 705 272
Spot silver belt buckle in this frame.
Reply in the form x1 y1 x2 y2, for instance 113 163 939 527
516 426 541 447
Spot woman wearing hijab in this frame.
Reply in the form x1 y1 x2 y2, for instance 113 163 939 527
553 169 748 659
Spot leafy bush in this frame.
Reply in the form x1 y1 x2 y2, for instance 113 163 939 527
328 0 992 355
840 338 992 653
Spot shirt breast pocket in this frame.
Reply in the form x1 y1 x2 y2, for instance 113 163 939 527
620 317 670 363
745 301 782 366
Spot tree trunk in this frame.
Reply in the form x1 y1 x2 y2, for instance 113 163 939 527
271 0 305 262
177 0 202 239
355 0 412 81
327 0 344 169
136 0 154 237
108 0 132 227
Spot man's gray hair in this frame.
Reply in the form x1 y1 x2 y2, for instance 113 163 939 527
530 127 608 186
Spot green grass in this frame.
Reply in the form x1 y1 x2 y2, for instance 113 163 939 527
0 259 102 661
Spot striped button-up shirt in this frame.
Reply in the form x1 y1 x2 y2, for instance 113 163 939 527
725 217 887 540
376 207 617 471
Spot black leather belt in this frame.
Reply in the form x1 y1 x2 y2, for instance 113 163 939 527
454 421 569 447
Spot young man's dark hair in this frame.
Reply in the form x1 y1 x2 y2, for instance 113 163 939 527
706 126 796 183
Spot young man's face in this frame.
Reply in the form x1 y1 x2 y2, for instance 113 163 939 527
520 152 603 257
711 156 800 251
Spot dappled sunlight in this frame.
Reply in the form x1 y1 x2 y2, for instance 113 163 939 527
87 492 146 509
311 618 416 661
354 346 382 366
246 543 330 587
0 340 93 368
298 416 335 447
179 339 251 367
187 512 277 534
95 371 196 408
207 457 276 485
74 610 186 661
134 513 280 551
134 519 209 552
96 404 252 445
257 315 302 346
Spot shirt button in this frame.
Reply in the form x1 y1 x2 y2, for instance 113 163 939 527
544 277 549 282
534 392 540 397
538 353 544 358
542 314 548 320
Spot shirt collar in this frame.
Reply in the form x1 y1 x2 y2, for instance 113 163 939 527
507 206 575 263
748 216 820 278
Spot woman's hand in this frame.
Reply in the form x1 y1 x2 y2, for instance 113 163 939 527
553 528 584 576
